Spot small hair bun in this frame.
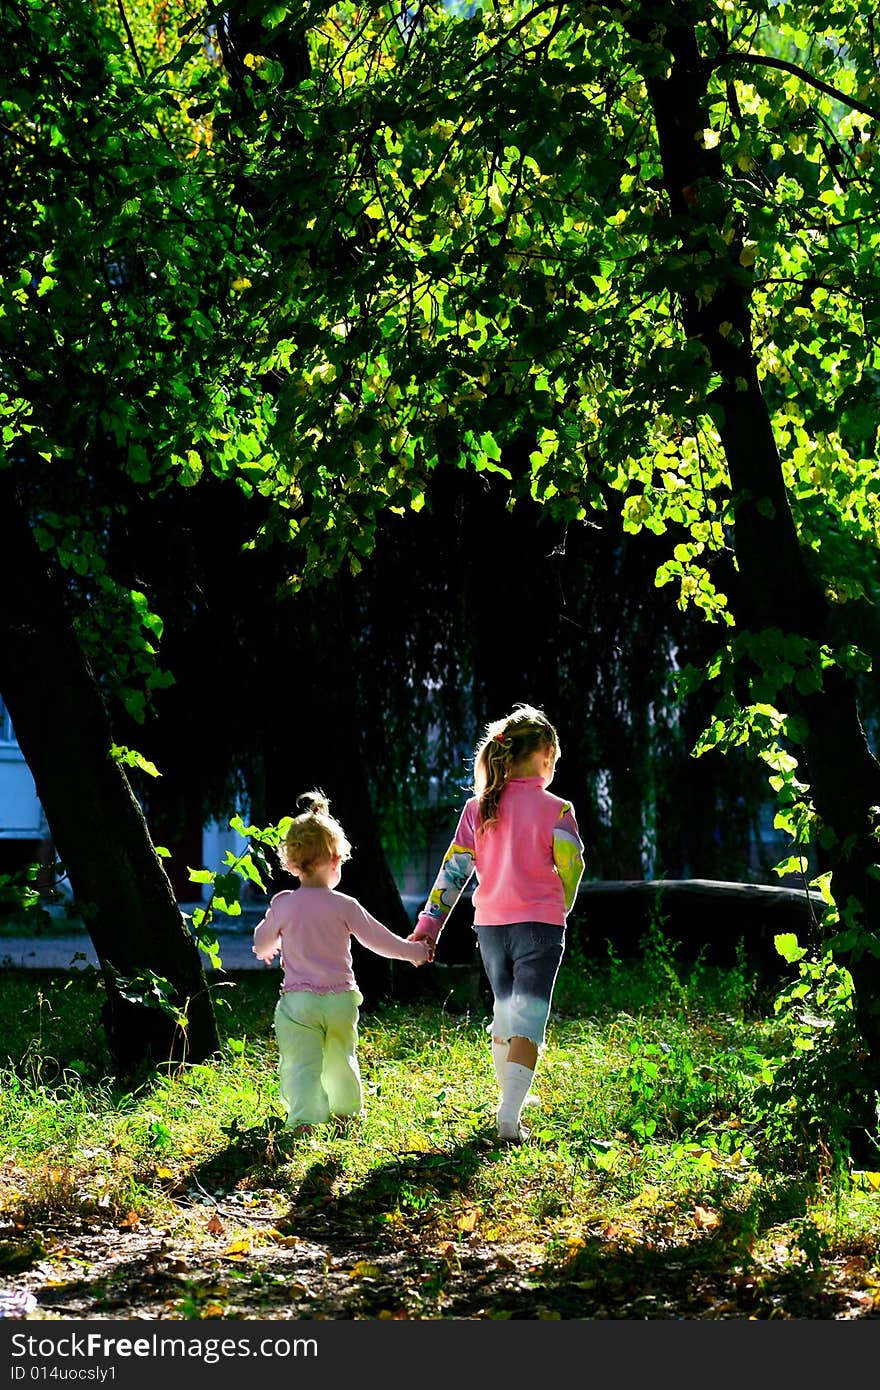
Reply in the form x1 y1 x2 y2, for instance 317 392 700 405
298 788 330 817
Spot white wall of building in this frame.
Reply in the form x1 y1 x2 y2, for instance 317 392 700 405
0 701 46 841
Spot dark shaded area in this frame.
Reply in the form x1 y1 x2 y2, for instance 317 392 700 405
359 451 769 891
575 879 824 978
282 1140 490 1237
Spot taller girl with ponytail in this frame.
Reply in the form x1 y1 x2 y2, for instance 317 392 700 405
410 704 585 1142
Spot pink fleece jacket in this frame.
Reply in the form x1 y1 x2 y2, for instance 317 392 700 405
413 776 585 942
253 886 427 993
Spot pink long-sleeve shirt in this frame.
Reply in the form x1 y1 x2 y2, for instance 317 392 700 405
413 776 585 943
253 886 427 994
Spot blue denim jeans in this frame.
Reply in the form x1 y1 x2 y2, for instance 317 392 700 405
474 923 565 1047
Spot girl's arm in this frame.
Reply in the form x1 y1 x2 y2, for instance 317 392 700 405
410 802 477 944
410 842 476 944
349 904 430 964
252 899 284 962
553 804 585 914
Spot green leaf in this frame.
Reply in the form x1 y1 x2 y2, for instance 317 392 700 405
110 745 161 778
774 933 807 964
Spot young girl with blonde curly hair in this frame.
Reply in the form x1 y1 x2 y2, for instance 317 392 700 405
409 705 585 1142
253 791 430 1133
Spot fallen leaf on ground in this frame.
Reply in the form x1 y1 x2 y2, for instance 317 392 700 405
223 1238 250 1257
629 1185 661 1208
694 1206 721 1230
205 1212 224 1236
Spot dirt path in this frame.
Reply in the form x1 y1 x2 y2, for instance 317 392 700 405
3 1198 878 1320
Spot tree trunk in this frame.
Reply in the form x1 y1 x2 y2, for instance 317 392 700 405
0 474 219 1069
636 4 880 1112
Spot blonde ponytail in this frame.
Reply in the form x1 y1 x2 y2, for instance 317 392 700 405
473 704 559 833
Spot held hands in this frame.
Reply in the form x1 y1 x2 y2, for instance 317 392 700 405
409 939 434 966
407 931 436 964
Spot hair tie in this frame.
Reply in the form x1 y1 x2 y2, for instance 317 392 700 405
494 733 504 744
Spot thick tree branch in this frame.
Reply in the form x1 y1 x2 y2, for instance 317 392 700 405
114 0 145 78
718 51 880 123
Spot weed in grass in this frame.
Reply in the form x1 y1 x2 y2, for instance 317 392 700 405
693 938 761 1022
9 1152 150 1226
15 1164 82 1219
3 970 113 1079
744 948 875 1175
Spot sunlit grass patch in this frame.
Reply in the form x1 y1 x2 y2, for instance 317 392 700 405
1 947 879 1313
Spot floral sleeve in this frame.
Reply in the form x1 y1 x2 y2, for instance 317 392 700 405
411 802 477 943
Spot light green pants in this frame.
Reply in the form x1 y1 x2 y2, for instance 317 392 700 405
274 989 364 1128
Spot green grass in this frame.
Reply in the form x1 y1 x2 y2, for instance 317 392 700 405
1 937 879 1318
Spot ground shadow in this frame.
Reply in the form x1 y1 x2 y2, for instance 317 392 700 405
516 1201 863 1319
278 1133 492 1237
7 1138 878 1319
189 1117 290 1193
